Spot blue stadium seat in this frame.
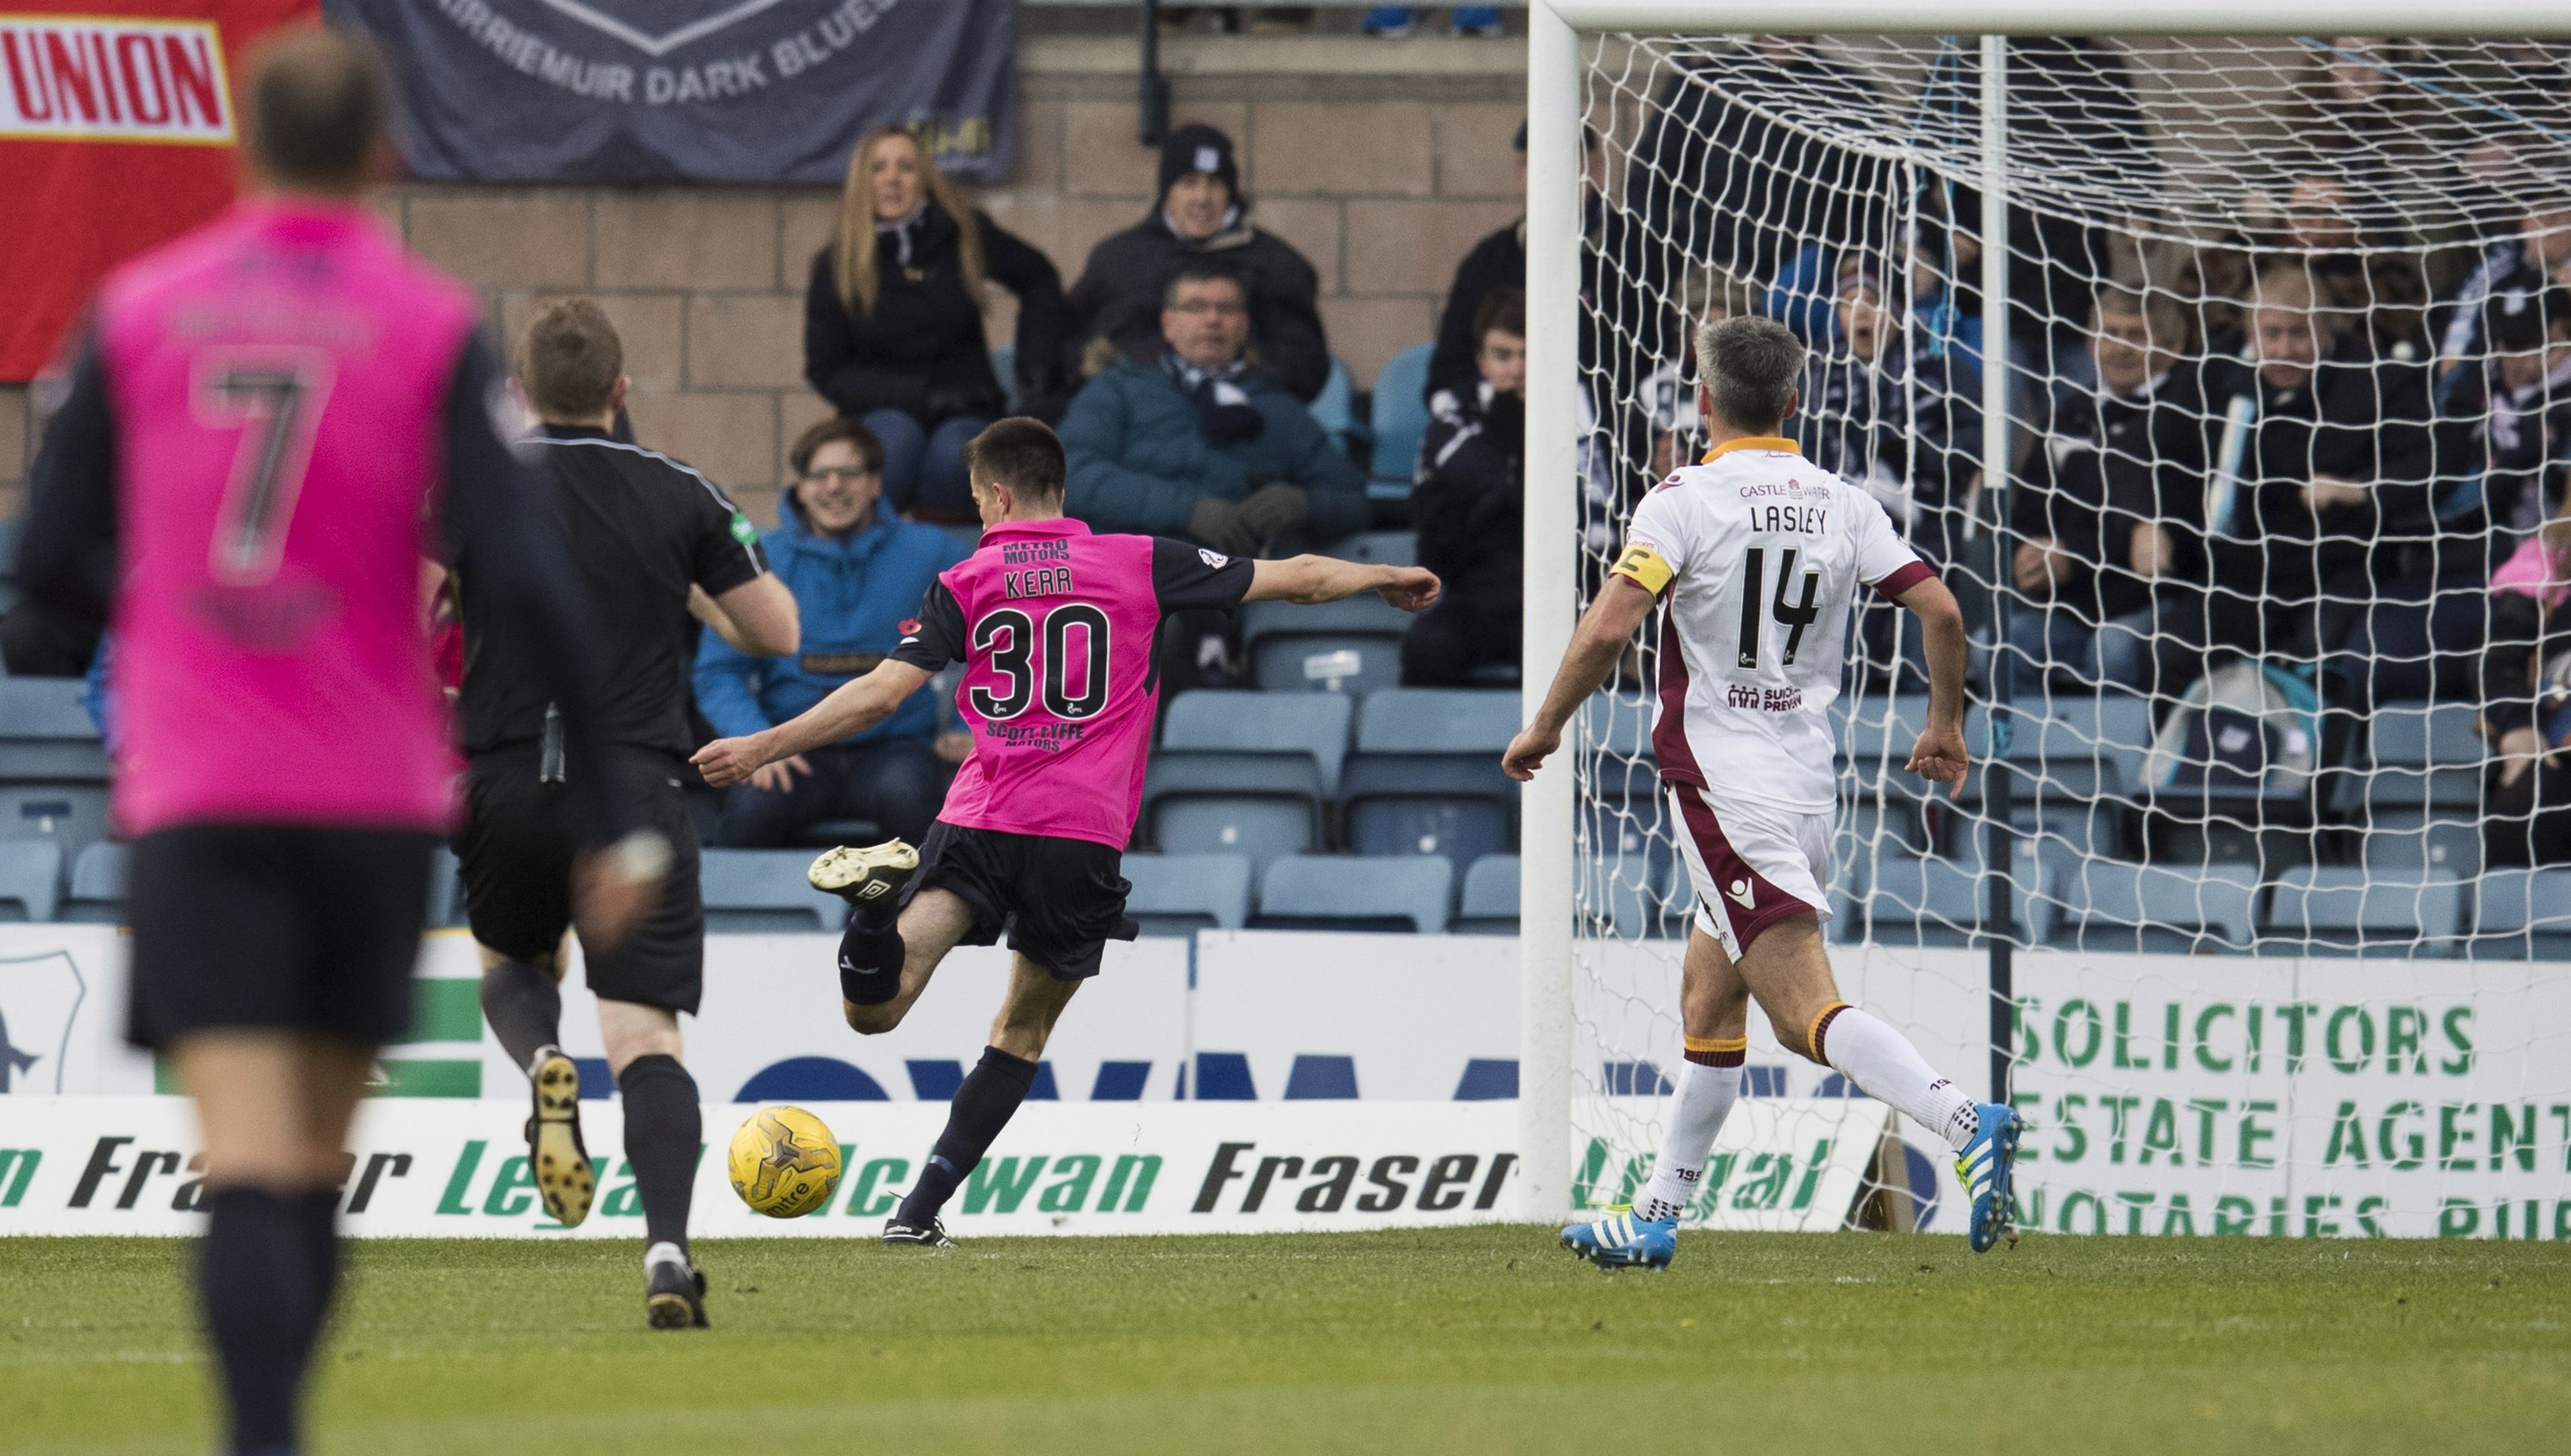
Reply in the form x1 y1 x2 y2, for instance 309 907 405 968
2037 858 2259 954
1454 853 1518 934
1162 689 1352 791
1306 356 1366 460
1994 694 2152 802
0 785 111 872
1367 341 1435 500
1251 853 1452 933
1835 842 2041 948
1139 754 1324 876
2262 866 2463 958
2344 703 2484 814
0 840 61 922
1241 595 1410 694
1340 688 1519 868
990 343 1017 412
1121 851 1253 936
1328 530 1419 568
59 841 127 924
2355 807 2481 878
698 849 844 933
2466 868 2571 959
0 676 109 781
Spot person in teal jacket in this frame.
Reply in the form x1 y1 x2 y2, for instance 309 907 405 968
1059 262 1367 555
693 417 970 847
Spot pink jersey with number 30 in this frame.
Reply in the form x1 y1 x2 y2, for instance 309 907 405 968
892 518 1253 849
96 202 475 835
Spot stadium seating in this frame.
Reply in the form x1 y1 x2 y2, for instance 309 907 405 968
1307 357 1367 460
1163 689 1353 791
2262 866 2464 958
59 841 127 923
2466 868 2571 960
1366 341 1434 502
1340 688 1519 869
2037 858 2260 954
1122 851 1253 936
1330 530 1419 568
0 676 113 866
0 840 61 922
1835 841 2042 947
1241 593 1412 695
1140 753 1326 876
1454 853 1518 934
698 849 846 933
1251 853 1452 933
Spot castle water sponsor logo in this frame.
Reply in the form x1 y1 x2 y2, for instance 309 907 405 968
0 18 233 144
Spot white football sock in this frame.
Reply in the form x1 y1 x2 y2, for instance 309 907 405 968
643 1240 688 1273
1816 1005 1980 1152
1632 1052 1743 1222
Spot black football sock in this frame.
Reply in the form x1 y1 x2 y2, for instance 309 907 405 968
478 959 562 1074
837 920 906 1007
895 1045 1038 1227
290 1190 341 1375
617 1054 701 1256
201 1186 330 1455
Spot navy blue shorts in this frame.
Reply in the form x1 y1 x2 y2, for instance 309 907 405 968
904 821 1136 979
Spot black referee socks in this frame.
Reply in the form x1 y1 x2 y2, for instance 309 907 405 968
479 959 562 1074
616 1054 701 1255
837 921 907 1007
200 1186 339 1455
895 1045 1038 1227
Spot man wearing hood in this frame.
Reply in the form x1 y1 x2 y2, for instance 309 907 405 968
1065 123 1331 403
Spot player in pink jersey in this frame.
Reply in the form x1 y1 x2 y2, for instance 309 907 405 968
695 418 1436 1244
17 30 661 1455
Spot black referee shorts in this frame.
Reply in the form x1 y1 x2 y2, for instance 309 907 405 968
456 743 705 1014
126 823 441 1052
906 820 1137 980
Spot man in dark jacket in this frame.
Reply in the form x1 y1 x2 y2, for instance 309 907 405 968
2183 266 2438 663
1059 264 1367 553
1406 291 1524 684
1793 264 1983 573
2009 285 2207 698
1427 121 1527 405
1066 123 1331 403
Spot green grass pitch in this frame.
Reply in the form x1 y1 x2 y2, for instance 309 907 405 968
3 1230 2565 1454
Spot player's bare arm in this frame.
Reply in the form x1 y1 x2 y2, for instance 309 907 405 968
1243 554 1441 609
1895 574 1970 787
690 575 801 657
1502 570 1656 782
691 658 933 787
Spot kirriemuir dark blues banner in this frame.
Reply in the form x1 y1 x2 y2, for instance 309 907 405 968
323 0 1014 183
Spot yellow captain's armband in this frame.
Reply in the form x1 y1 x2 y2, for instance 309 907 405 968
1609 543 1675 595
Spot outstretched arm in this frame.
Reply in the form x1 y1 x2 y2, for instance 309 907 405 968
1897 574 1970 786
1502 574 1655 782
692 659 933 788
1243 555 1440 609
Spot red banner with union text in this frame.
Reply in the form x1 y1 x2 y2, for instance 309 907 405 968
0 1 317 381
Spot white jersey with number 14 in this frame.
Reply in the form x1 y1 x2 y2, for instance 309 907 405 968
1616 437 1934 813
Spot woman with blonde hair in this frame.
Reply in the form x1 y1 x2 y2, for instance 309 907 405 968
803 124 1069 520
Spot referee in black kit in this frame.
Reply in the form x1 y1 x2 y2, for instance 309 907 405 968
442 297 800 1329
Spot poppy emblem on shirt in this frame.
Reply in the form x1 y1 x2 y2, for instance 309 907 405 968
897 619 920 637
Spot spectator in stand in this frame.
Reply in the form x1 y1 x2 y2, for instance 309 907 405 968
2435 190 2571 374
2447 287 2571 548
1060 263 1366 554
694 417 968 849
804 125 1070 521
2008 285 2206 698
1405 290 1525 685
1066 124 1330 402
2177 265 2437 666
1792 262 1983 574
1427 120 1527 404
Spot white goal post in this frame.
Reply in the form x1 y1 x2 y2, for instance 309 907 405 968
1518 1 2571 1226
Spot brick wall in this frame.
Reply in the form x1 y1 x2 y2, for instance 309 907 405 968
0 40 1526 529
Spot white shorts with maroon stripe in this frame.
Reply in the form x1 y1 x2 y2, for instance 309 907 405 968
1666 784 1832 959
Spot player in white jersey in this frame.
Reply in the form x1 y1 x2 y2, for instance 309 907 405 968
1505 315 2021 1266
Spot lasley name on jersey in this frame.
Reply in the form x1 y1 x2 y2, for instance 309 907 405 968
1746 504 1827 535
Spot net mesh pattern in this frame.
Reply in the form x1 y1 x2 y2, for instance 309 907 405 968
1564 34 2571 1236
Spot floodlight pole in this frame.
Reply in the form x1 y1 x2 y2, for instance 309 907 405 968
1978 33 2017 1108
1518 0 1581 1223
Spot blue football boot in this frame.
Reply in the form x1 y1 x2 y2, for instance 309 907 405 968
1558 1207 1678 1271
1956 1103 2022 1253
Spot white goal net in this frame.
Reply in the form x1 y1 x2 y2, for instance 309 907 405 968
1551 26 2571 1240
